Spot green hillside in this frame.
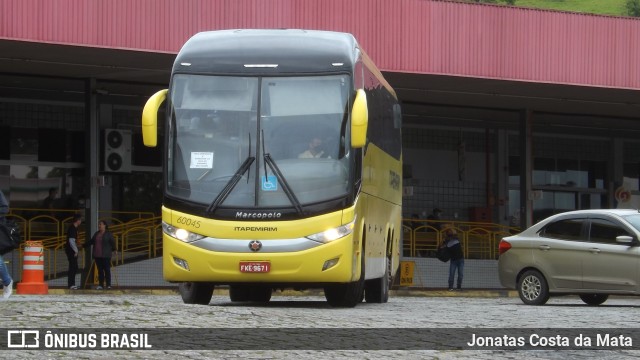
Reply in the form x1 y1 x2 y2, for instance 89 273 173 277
512 0 631 17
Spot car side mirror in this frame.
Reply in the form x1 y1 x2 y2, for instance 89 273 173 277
615 235 635 245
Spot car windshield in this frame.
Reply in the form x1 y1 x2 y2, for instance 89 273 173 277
621 214 640 232
166 74 352 209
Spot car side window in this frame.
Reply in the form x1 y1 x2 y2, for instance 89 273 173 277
541 218 585 241
589 218 631 244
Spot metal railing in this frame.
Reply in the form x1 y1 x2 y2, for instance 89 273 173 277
5 210 519 283
402 219 519 259
5 208 162 280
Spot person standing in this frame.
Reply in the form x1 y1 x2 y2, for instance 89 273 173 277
442 228 464 291
0 189 13 300
65 214 83 290
427 208 443 231
42 187 58 214
85 220 117 289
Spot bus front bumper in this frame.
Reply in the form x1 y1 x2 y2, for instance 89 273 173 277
162 234 358 284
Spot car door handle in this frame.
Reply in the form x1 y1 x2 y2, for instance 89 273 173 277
538 245 550 251
589 248 601 254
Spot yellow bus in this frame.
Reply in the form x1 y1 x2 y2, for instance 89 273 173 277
142 29 402 307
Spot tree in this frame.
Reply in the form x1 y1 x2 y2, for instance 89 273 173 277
627 0 640 17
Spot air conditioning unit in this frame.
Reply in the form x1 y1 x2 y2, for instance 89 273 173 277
103 129 131 173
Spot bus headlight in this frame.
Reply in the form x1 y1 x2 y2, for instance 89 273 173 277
306 221 355 243
162 221 205 243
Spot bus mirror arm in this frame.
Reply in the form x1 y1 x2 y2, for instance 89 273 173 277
141 89 168 147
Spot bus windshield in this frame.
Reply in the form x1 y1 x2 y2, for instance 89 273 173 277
167 74 352 210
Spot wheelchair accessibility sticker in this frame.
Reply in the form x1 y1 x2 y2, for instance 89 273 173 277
261 176 278 191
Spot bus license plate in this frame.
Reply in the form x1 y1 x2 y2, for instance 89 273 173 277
239 261 271 273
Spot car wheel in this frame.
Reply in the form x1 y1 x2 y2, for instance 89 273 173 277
579 294 608 306
517 270 549 305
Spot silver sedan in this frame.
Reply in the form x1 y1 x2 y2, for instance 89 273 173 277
498 209 640 305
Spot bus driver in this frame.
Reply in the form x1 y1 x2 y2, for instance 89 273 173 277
298 137 325 158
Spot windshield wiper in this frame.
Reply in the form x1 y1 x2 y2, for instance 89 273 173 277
207 134 254 214
263 154 303 215
261 130 303 215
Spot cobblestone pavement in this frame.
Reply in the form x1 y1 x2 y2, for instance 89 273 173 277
1 290 639 359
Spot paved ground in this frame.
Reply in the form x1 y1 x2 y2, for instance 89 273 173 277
1 289 639 359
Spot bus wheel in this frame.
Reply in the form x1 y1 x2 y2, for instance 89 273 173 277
364 255 390 303
179 282 214 305
324 256 365 308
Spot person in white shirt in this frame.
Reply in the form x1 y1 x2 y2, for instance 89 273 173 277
298 137 325 158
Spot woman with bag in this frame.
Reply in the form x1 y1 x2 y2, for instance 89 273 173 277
85 220 117 290
0 190 13 299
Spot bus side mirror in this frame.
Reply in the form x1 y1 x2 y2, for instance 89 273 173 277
351 89 368 148
141 89 168 147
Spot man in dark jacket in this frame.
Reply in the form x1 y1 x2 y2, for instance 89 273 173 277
442 228 464 291
65 214 83 290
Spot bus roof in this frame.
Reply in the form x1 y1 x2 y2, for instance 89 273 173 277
173 29 360 75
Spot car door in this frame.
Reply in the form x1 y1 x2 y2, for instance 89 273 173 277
583 217 640 292
534 217 586 290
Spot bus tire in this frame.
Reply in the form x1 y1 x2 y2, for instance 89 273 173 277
179 282 214 305
364 255 390 303
324 255 365 308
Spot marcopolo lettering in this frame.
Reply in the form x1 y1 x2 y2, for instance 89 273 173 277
235 211 282 219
